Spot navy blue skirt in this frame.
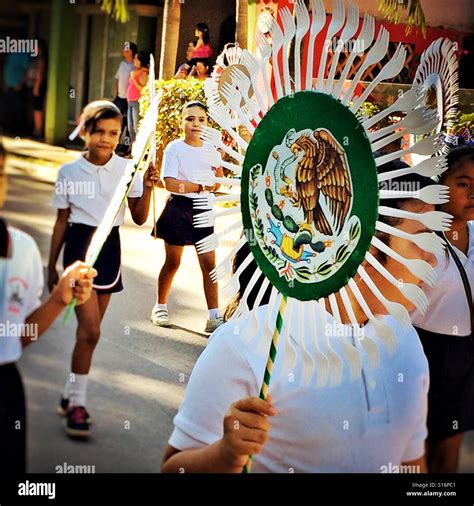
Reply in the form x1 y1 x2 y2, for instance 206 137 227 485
63 223 123 294
153 194 214 246
417 327 474 440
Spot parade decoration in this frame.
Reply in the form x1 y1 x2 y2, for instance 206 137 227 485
64 66 161 323
413 38 459 147
191 0 454 472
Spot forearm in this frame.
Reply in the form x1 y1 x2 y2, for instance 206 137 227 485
165 178 201 194
48 221 68 269
129 186 153 225
162 441 244 473
22 295 66 347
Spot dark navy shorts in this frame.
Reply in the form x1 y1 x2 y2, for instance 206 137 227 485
63 223 123 294
153 194 214 246
417 327 474 440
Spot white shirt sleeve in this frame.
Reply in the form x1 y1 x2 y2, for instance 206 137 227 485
115 63 121 80
168 324 259 450
161 143 180 181
25 236 44 315
128 171 144 199
401 373 429 463
52 168 70 209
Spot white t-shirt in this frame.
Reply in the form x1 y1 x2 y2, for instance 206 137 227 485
115 61 135 99
411 221 473 336
169 305 429 472
161 139 216 198
53 153 143 227
0 227 43 366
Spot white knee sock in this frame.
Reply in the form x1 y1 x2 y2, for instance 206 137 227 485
69 373 88 407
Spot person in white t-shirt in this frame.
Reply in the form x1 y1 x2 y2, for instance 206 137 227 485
47 100 159 439
0 140 97 473
411 144 474 473
150 101 224 334
161 168 438 473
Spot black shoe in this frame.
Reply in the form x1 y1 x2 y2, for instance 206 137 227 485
64 406 91 438
58 397 91 423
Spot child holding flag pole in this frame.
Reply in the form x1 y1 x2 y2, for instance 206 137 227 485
48 97 160 439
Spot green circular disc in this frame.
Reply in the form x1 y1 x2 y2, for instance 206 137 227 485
241 91 379 301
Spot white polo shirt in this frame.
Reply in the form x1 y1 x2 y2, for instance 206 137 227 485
161 139 215 198
115 61 135 99
411 222 473 336
0 227 43 366
53 153 143 227
169 305 429 472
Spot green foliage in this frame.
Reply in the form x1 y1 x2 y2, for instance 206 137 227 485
139 78 220 171
451 112 474 136
378 0 426 37
101 0 129 23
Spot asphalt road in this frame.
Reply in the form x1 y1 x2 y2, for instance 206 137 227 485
3 167 474 473
3 167 240 473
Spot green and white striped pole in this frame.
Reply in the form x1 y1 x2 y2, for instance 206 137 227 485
243 294 287 473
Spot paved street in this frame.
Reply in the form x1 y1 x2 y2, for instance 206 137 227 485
3 164 474 473
3 165 240 473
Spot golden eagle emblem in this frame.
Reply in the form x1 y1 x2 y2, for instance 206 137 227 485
288 129 352 237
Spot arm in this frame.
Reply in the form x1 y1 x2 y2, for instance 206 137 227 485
22 262 97 348
115 78 119 98
33 58 45 96
164 176 202 194
212 165 224 192
162 396 275 473
128 162 161 225
47 208 70 291
401 455 427 473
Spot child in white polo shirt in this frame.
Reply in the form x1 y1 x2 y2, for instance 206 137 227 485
0 139 96 473
48 100 159 439
161 168 437 473
412 144 474 472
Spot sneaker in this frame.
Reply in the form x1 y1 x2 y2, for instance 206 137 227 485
64 406 91 438
150 304 171 327
58 397 91 423
204 315 224 334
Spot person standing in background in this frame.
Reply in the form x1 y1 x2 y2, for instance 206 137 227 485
113 41 137 152
191 23 212 60
2 36 31 136
31 40 48 139
126 51 149 144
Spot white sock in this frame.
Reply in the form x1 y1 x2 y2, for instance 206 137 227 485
63 379 71 399
69 373 88 407
208 308 220 320
156 303 167 311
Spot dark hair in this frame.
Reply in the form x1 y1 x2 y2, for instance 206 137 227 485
135 51 150 68
82 100 122 134
196 22 210 44
182 100 208 114
440 145 474 183
124 41 138 56
191 58 211 77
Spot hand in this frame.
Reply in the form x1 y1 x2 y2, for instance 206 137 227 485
218 395 276 469
47 268 59 293
144 162 160 188
51 261 97 306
